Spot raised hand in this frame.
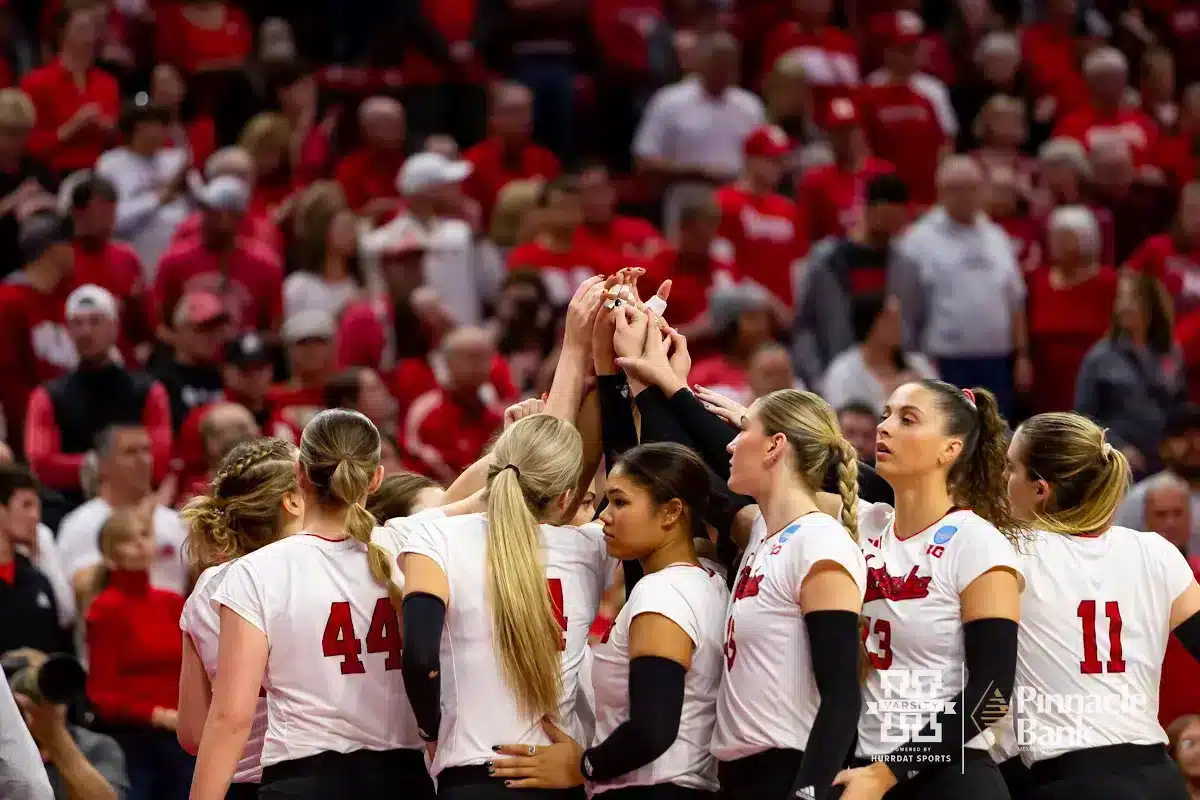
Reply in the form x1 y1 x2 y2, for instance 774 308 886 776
503 398 546 428
612 302 651 361
614 321 685 396
563 275 611 352
692 384 748 429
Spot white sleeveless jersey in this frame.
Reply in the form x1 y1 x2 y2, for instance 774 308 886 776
212 532 423 768
1012 525 1194 764
856 504 1023 758
711 512 867 760
180 562 266 783
591 563 729 793
397 513 617 775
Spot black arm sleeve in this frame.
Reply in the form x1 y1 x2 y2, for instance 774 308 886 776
880 617 1018 782
401 593 446 742
790 611 862 800
596 374 638 471
1174 610 1200 663
634 386 697 448
396 0 454 64
580 656 686 782
663 389 737 479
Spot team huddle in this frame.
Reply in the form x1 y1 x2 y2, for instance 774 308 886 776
173 272 1200 800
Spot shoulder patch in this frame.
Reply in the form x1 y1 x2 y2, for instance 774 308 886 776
933 525 958 545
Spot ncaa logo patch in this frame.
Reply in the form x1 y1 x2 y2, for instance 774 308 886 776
778 523 801 545
932 525 958 545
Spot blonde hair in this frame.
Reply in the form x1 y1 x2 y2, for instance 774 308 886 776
490 178 544 247
239 112 292 159
88 508 149 605
299 409 393 600
0 89 35 129
180 438 299 572
755 390 860 541
1015 412 1132 536
485 414 583 719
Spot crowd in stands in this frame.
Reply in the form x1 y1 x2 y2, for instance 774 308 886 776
3 0 1200 795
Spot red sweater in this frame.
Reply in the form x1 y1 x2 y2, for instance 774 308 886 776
85 570 184 725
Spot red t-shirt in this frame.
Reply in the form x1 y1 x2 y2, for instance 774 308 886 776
463 138 561 229
265 384 326 435
170 211 283 257
402 0 488 84
994 214 1045 274
1126 233 1200 317
1157 132 1199 188
573 217 665 266
0 278 75 449
21 60 120 175
759 24 859 110
73 240 156 353
1025 266 1118 414
1021 23 1090 119
401 388 504 483
1054 105 1160 167
153 1 252 75
858 83 946 206
641 249 740 327
506 239 619 306
798 157 896 243
154 239 284 332
591 0 664 74
388 355 516 422
714 184 806 305
335 147 407 214
860 22 954 84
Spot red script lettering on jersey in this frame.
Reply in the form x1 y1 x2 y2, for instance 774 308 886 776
864 562 932 603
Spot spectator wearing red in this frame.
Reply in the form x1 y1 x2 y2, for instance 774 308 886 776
715 124 806 307
857 15 949 206
758 0 858 110
1027 206 1118 414
643 187 740 338
507 175 618 306
573 161 665 264
85 507 191 798
149 63 216 169
0 214 78 457
972 95 1038 199
864 10 959 148
1140 46 1178 134
149 292 227 435
861 0 953 84
487 271 558 394
1127 183 1200 318
25 285 172 513
1089 132 1175 264
1021 0 1090 121
323 367 399 440
1159 84 1200 189
66 174 155 358
176 401 261 505
335 97 407 221
390 337 516 424
170 147 284 257
154 175 284 333
264 60 337 187
688 283 779 406
463 83 561 229
21 3 119 177
402 326 505 483
238 112 296 219
1055 47 1160 168
0 89 54 282
987 166 1043 275
588 0 664 174
268 311 337 438
153 0 252 76
798 96 895 242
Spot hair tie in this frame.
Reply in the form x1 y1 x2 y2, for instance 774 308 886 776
961 388 977 409
502 464 521 479
1099 428 1114 461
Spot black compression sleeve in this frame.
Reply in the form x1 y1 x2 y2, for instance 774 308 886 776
790 611 862 800
664 388 737 479
400 593 446 741
580 656 686 782
881 617 1018 782
597 374 638 470
635 386 697 448
1174 610 1200 663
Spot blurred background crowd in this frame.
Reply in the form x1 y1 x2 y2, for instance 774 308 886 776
7 0 1200 796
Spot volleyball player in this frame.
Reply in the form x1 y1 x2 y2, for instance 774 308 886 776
177 439 303 800
398 414 616 799
1004 412 1200 799
189 409 433 800
487 443 729 797
831 380 1024 800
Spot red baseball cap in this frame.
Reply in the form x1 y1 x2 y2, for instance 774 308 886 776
744 125 792 159
873 10 924 48
173 291 227 328
819 96 861 131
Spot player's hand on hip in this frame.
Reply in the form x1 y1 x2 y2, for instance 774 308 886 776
489 717 584 788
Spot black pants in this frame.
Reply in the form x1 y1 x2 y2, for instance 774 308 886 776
998 756 1036 800
718 748 805 799
600 786 715 799
873 749 1009 800
438 765 585 800
1029 744 1188 800
226 783 259 800
259 748 434 799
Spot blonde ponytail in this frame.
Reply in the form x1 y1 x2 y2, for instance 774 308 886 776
833 439 860 542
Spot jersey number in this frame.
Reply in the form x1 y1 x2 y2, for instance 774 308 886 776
322 599 403 675
1077 599 1125 674
861 616 894 670
547 578 567 651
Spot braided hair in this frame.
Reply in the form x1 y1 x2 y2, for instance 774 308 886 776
180 438 300 572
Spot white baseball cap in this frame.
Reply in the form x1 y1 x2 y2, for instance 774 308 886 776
194 174 250 213
397 152 473 196
65 284 118 321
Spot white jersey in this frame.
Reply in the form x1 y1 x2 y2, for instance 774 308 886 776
212 532 423 768
856 504 1023 758
1012 525 1194 764
591 563 728 793
397 513 616 775
711 513 867 760
180 562 266 783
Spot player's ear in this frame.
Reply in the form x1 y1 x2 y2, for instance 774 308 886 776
369 464 385 494
1033 478 1051 506
657 498 683 531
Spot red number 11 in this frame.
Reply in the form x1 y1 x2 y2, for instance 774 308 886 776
1077 599 1125 675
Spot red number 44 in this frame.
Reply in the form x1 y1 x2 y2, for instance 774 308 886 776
322 598 403 675
1077 599 1125 675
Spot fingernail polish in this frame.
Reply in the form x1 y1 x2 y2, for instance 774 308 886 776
491 746 501 752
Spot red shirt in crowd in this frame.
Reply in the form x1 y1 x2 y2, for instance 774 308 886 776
1054 105 1160 167
506 238 620 306
173 391 287 492
21 60 120 176
641 249 740 327
86 570 183 725
24 379 172 490
388 354 516 422
463 137 561 229
860 14 954 83
153 1 253 75
335 147 407 214
797 157 896 242
759 23 859 110
1025 266 1118 414
73 240 157 354
0 278 76 451
714 184 806 306
995 214 1045 274
265 384 327 438
858 83 946 206
1021 23 1091 118
402 388 504 483
401 0 489 84
591 0 664 75
171 211 284 257
1160 633 1200 729
1157 131 1199 188
573 217 665 266
154 239 284 333
1126 233 1200 317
